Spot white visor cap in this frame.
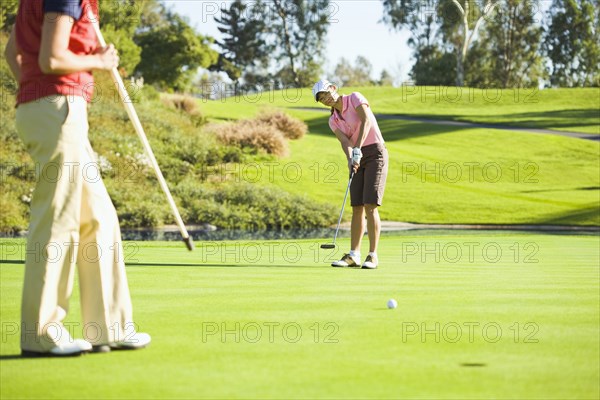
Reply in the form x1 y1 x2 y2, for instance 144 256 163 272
312 79 333 101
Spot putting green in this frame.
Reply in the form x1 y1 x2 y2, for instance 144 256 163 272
1 233 598 399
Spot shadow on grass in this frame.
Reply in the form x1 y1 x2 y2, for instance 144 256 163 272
0 354 49 361
304 114 467 141
0 355 28 360
0 260 323 268
521 186 600 194
460 363 487 367
125 262 322 269
378 108 599 130
488 109 599 131
0 353 116 360
532 204 600 226
297 107 600 136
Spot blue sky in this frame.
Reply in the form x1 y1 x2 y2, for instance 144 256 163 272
167 1 413 83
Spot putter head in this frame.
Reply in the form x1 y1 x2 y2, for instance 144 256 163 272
183 236 195 251
320 244 336 249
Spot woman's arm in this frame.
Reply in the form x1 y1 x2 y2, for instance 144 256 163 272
333 128 359 173
39 12 118 74
4 25 22 82
354 104 372 148
333 129 353 160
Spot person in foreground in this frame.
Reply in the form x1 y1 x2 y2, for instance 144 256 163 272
312 79 389 269
4 0 150 356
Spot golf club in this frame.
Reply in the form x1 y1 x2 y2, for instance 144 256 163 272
321 170 355 249
88 11 194 251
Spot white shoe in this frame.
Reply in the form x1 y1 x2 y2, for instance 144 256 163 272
49 339 92 355
361 255 378 269
331 253 360 267
110 332 151 350
22 338 92 357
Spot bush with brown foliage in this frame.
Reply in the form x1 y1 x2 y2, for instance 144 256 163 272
161 94 205 126
210 120 288 157
257 110 307 140
161 94 197 113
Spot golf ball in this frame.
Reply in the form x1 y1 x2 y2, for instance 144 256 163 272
387 299 398 309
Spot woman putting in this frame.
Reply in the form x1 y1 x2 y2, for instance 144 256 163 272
312 80 389 269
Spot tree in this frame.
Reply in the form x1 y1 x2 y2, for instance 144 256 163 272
379 69 395 86
464 39 494 88
381 0 498 86
269 0 331 86
475 0 545 88
194 70 230 100
212 0 269 82
402 10 456 85
545 0 600 87
97 0 144 75
134 13 218 91
438 0 499 86
333 56 375 86
410 46 456 85
354 56 374 85
138 0 170 31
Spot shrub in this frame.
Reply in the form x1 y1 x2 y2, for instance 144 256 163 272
161 93 206 127
189 110 206 127
141 84 160 102
257 110 307 140
106 180 170 228
174 179 336 230
161 93 198 115
210 120 288 157
117 202 166 228
0 191 29 234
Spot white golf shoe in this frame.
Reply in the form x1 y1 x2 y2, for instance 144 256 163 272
92 331 151 353
49 339 93 355
331 253 361 267
361 254 378 269
110 332 152 350
22 334 92 358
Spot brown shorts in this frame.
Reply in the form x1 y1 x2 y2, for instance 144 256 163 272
350 143 388 207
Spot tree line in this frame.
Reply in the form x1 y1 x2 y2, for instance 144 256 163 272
1 0 598 90
382 0 598 87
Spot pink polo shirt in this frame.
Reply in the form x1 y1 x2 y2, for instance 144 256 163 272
328 92 384 147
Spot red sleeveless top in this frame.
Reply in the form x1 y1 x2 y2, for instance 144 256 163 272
15 0 98 104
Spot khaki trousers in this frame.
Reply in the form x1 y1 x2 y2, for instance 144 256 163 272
16 96 133 352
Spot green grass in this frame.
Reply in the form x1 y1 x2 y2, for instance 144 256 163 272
1 234 599 399
200 89 600 226
200 87 600 134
